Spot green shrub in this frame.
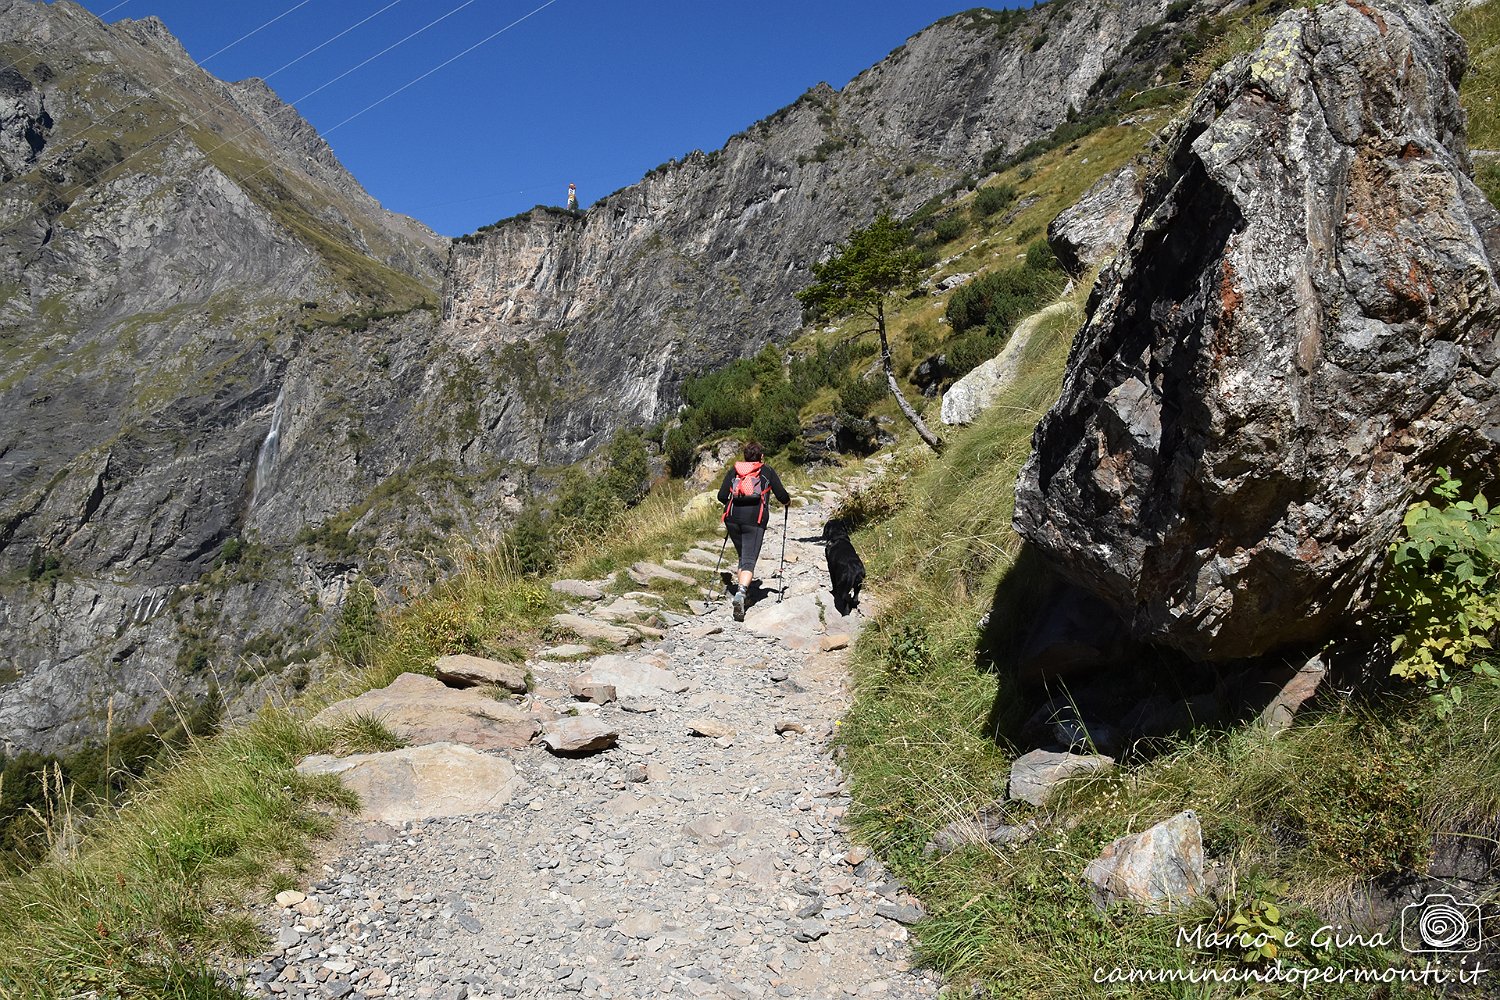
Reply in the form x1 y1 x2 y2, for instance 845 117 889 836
933 214 968 243
749 388 801 453
664 426 696 478
972 183 1018 218
1380 469 1500 715
945 257 1065 347
838 373 885 420
601 429 650 506
1024 238 1057 271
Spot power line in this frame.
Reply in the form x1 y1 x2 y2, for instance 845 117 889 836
0 0 475 227
189 0 564 203
0 0 565 248
319 0 562 135
8 0 412 207
193 0 491 167
49 0 321 159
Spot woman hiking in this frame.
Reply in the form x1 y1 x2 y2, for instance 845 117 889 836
716 440 792 621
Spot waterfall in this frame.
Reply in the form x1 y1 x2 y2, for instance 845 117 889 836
250 388 285 507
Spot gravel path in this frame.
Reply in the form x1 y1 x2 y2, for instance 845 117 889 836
236 479 941 1000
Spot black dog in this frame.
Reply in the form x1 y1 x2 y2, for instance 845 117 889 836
823 517 866 616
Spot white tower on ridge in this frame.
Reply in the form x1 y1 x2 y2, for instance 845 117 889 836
567 183 578 211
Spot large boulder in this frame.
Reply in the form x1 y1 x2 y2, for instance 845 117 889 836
1014 0 1500 662
1046 164 1142 275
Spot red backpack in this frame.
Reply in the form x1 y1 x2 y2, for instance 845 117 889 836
723 460 768 523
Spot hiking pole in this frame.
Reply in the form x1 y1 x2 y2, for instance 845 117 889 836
776 505 789 603
709 526 730 604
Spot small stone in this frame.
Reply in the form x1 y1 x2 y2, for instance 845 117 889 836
775 719 806 736
1083 810 1204 913
434 654 530 692
686 718 736 740
626 762 649 783
875 901 925 925
818 634 851 652
551 614 635 644
275 891 307 908
541 718 619 754
539 644 594 660
568 679 618 704
792 919 829 942
1008 749 1114 808
844 847 869 866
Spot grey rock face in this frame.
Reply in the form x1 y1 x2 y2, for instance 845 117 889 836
441 0 1178 465
1014 0 1500 661
1047 164 1142 274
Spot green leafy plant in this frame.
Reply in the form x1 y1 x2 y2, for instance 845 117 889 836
1381 470 1500 716
1220 881 1290 962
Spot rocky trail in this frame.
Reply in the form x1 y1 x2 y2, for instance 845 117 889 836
232 479 943 1000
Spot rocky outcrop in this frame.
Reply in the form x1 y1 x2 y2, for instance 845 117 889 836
1014 0 1500 662
441 0 1180 464
1046 165 1143 275
941 300 1079 425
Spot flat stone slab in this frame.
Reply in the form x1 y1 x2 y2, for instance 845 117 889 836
1008 749 1114 807
296 742 519 825
815 590 869 640
628 562 694 586
551 613 635 644
542 717 619 754
572 654 687 700
744 593 824 651
1083 810 1204 912
434 654 529 693
314 672 539 750
538 644 593 660
551 579 605 600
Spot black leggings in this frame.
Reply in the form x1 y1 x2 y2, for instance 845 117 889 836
726 522 765 573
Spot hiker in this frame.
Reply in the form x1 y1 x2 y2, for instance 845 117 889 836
717 440 791 621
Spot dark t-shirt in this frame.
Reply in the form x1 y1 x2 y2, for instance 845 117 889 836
717 464 791 527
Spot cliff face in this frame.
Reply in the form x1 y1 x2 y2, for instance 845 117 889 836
441 0 1179 464
0 0 452 753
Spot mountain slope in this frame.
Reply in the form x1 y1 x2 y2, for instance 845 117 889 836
442 0 1184 464
0 0 1218 757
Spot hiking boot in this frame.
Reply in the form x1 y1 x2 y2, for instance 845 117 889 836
732 589 746 622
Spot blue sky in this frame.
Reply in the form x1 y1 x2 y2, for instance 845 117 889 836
65 0 1022 237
